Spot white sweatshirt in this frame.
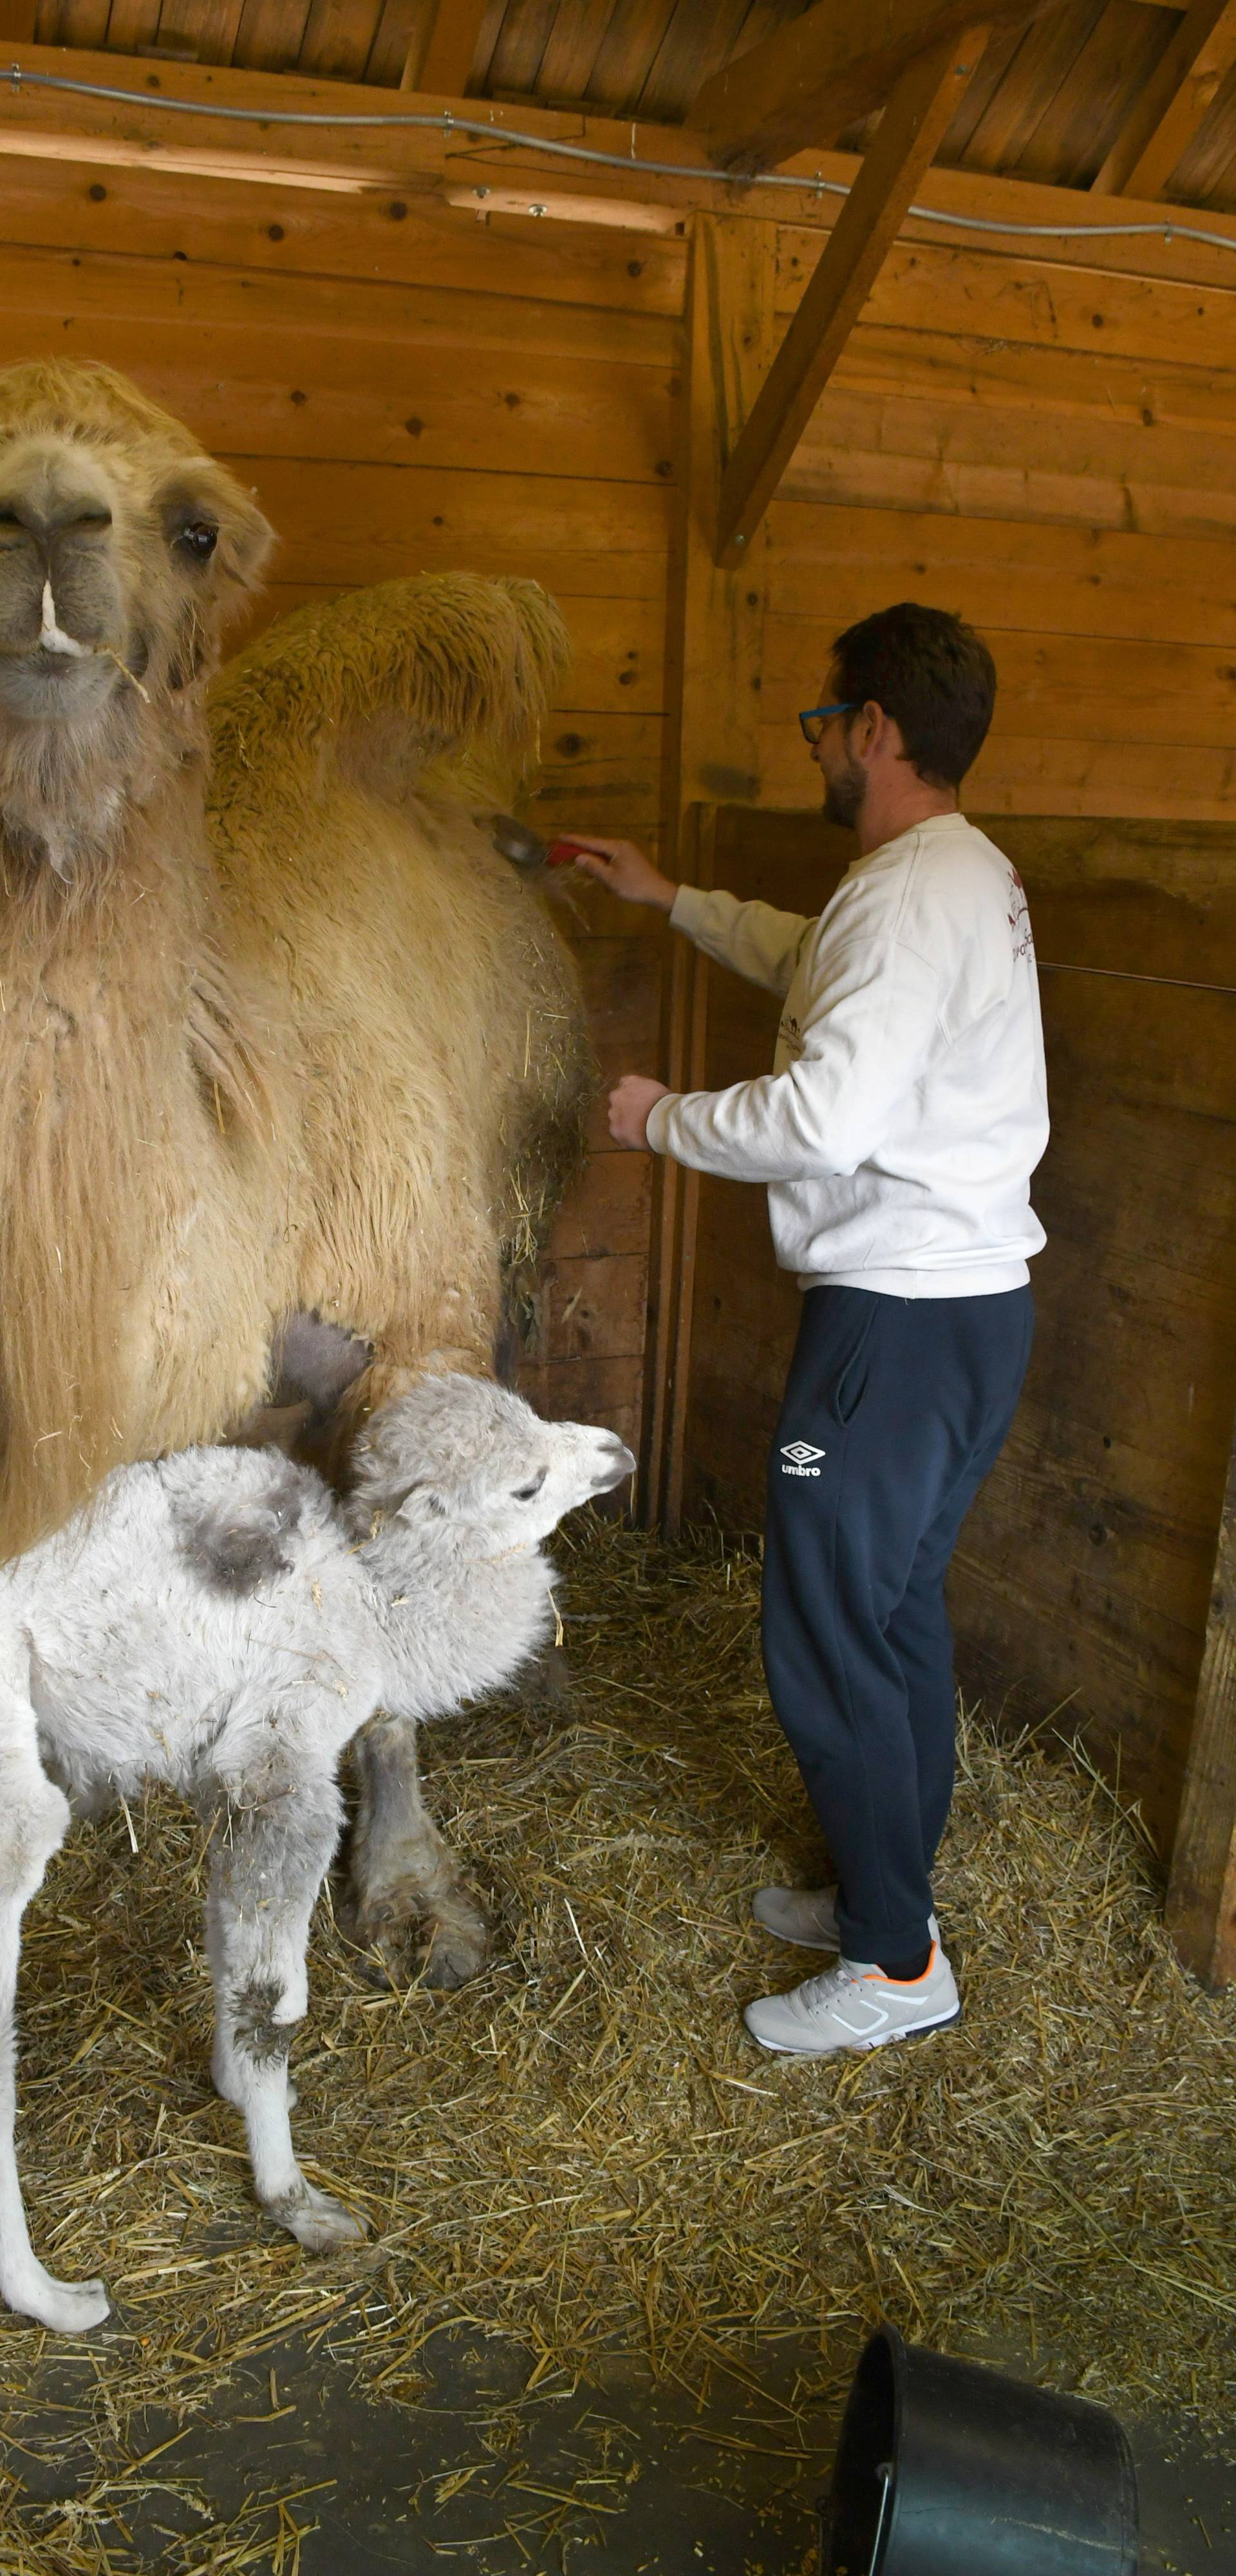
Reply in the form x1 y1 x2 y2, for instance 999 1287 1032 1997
645 811 1048 1299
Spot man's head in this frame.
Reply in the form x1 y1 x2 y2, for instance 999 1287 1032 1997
807 602 996 835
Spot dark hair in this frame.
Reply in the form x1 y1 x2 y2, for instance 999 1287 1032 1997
830 602 996 790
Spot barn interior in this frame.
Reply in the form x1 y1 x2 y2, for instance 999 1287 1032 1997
1 1 1236 2568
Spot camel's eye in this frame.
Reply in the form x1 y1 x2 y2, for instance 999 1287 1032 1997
512 1470 547 1502
176 519 218 564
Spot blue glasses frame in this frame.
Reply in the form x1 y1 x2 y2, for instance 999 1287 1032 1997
799 699 857 746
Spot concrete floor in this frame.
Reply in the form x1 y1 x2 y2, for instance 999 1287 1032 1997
9 2311 1235 2571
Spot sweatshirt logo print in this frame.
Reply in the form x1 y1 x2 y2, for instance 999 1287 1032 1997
1007 866 1035 961
781 1440 826 1476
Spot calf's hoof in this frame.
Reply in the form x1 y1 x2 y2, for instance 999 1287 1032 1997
3 2264 110 2334
267 2180 368 2253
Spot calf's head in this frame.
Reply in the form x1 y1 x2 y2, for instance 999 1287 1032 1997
354 1374 635 1553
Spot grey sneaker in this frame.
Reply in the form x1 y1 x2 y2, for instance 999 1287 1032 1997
744 1943 960 2058
752 1886 939 1955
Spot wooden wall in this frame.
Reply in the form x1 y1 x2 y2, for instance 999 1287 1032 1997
763 222 1236 820
0 155 683 1457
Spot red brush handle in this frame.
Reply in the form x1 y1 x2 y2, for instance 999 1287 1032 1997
545 837 593 868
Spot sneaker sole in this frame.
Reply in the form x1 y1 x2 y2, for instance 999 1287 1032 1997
747 2003 962 2058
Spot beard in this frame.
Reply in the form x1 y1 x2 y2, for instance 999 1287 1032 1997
821 751 866 829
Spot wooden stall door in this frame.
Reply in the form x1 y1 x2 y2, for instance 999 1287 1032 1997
676 806 1236 1886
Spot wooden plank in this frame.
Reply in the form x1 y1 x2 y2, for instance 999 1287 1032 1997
0 0 38 32
0 294 676 495
763 620 1236 750
231 0 314 76
1092 0 1236 198
1002 0 1172 191
545 1148 653 1263
791 314 1236 437
527 711 663 846
0 236 675 368
778 425 1236 547
767 506 1236 651
515 1352 645 1457
759 716 1236 820
402 0 492 93
713 30 989 567
779 231 1236 381
1166 1422 1236 1985
297 0 383 80
689 0 1042 174
0 149 688 312
662 806 714 1539
944 0 1106 175
192 455 670 591
646 214 776 1530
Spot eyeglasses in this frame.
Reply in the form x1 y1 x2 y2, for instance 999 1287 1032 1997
799 699 856 747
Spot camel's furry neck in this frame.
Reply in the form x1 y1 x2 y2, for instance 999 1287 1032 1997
0 688 268 1564
0 678 204 891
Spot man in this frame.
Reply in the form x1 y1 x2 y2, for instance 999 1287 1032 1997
570 601 1047 2061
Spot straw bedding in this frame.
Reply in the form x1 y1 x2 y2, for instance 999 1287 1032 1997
4 1515 1235 2569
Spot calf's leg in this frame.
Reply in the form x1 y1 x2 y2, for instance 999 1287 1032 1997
349 1713 489 1988
207 1776 365 2253
0 1686 108 2332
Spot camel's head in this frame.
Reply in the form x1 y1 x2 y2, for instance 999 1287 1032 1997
0 360 273 819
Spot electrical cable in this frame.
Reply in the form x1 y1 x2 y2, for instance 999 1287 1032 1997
8 62 1236 258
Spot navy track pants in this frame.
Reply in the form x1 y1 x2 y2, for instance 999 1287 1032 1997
761 1283 1034 1965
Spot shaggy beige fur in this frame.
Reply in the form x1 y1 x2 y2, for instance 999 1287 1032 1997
0 359 594 1576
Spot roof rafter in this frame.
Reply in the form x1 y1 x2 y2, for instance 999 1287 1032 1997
713 28 989 564
400 0 492 97
689 0 1057 175
1091 0 1236 197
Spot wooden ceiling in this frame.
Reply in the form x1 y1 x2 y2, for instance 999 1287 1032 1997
26 0 1236 214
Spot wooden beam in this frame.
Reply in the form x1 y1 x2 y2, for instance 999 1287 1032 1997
713 29 988 569
644 217 775 1533
1166 1414 1236 1987
690 0 1049 175
1092 0 1236 198
400 0 492 96
13 41 1236 297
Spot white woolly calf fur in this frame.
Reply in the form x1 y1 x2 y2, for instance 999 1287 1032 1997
0 1375 634 2334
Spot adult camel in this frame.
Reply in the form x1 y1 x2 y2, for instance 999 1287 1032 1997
0 357 595 1982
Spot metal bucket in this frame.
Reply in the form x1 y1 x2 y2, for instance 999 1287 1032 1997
819 2325 1139 2576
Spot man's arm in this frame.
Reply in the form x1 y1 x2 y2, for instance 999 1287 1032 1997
646 935 941 1181
571 838 810 997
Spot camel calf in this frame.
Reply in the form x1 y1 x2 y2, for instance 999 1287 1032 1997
0 1376 633 2333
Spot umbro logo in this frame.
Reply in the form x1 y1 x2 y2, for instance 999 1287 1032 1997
780 1440 826 1477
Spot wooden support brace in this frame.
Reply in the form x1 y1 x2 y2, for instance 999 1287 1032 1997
691 0 1047 175
713 28 988 571
642 217 774 1533
1166 1414 1236 1986
1091 0 1236 198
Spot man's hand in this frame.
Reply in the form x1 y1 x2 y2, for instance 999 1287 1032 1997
608 1074 670 1150
570 837 678 912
